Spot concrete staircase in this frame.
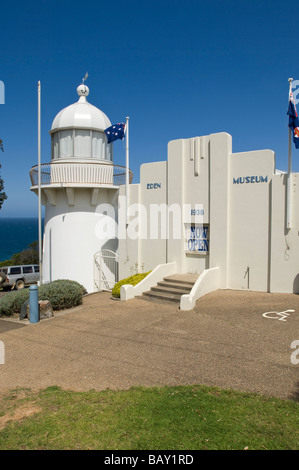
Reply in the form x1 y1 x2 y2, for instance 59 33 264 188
139 274 198 304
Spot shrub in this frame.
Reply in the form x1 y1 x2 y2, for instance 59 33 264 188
0 279 86 317
38 280 85 311
0 259 12 268
47 279 87 296
0 241 39 267
111 272 151 298
0 289 29 316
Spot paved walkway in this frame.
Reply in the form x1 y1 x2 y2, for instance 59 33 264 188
0 290 298 400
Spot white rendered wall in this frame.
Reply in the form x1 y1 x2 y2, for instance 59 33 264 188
166 139 185 273
227 149 275 291
118 137 212 280
208 133 232 288
270 173 299 293
139 162 167 272
183 136 210 275
167 137 210 275
118 183 141 280
118 162 168 281
42 187 118 293
117 130 299 295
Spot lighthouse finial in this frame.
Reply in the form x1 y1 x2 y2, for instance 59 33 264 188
82 72 88 85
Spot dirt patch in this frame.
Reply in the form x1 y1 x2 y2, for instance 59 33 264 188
0 403 42 430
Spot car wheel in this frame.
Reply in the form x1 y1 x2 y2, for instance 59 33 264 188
16 279 25 290
0 271 7 284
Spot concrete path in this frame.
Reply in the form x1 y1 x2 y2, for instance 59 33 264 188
0 289 298 400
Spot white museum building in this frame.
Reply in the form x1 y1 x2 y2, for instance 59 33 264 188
30 83 299 309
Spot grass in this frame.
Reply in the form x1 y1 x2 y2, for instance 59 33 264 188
0 384 298 450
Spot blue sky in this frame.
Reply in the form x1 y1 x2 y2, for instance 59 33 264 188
0 0 298 217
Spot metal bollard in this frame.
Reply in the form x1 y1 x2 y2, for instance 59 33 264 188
29 285 39 324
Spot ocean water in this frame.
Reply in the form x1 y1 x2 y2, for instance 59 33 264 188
0 218 43 262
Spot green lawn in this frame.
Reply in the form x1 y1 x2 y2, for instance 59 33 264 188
0 384 298 450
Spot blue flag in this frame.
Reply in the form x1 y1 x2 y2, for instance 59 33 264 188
105 123 126 143
287 92 299 149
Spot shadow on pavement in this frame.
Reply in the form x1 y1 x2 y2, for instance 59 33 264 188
0 319 26 333
288 381 299 402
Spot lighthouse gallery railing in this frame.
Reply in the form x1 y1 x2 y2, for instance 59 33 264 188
30 161 133 187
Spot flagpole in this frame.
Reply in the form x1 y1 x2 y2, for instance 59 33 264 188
125 116 130 227
287 78 293 230
38 81 42 284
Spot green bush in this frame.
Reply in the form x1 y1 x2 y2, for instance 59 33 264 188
0 241 39 267
0 279 86 317
111 272 151 298
0 289 29 316
47 279 87 296
0 259 12 268
38 280 85 311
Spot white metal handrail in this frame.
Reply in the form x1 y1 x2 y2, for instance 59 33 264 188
94 249 118 291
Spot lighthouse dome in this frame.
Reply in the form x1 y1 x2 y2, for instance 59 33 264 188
51 85 111 132
50 84 113 162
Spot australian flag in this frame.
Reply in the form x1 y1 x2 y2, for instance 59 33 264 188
104 123 126 143
287 91 299 149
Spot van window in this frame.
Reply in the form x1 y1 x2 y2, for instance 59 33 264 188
10 267 21 275
34 266 39 273
1 268 8 274
22 266 33 274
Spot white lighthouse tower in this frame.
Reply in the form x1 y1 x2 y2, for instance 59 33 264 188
30 83 132 293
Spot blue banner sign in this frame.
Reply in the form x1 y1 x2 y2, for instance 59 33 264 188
187 225 209 253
